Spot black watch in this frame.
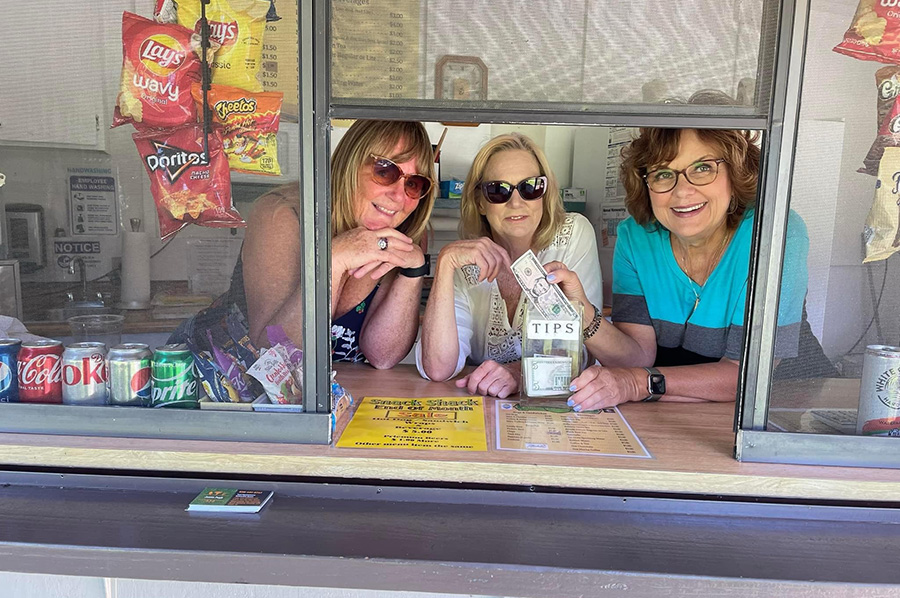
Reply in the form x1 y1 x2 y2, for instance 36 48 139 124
642 367 666 402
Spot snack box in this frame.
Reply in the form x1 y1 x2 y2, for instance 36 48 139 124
440 179 464 199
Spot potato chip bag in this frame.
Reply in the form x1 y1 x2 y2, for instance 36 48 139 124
192 83 283 175
176 0 270 92
834 0 900 64
113 12 205 129
865 147 900 263
133 123 244 240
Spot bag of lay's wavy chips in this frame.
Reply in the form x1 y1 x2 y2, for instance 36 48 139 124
113 12 206 129
133 123 245 240
176 0 270 92
193 83 283 175
834 0 900 64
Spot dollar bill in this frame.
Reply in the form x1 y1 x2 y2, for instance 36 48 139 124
511 250 579 320
523 355 573 397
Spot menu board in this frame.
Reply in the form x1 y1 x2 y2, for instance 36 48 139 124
336 396 487 451
331 0 419 99
600 127 633 246
261 1 299 118
495 401 650 458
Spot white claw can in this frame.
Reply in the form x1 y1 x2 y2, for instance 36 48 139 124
856 345 900 437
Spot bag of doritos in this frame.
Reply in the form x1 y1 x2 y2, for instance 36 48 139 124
834 0 900 64
192 83 283 175
113 12 206 129
177 0 270 92
133 123 244 240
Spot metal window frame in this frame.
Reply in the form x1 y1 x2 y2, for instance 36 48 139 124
734 0 900 468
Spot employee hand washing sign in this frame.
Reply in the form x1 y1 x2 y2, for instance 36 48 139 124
67 167 118 236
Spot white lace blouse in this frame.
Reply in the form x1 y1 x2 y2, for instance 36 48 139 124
416 213 604 380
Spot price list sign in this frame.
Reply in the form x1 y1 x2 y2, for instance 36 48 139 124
332 0 420 99
495 401 651 458
260 2 299 118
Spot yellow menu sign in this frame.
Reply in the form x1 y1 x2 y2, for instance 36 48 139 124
336 397 487 451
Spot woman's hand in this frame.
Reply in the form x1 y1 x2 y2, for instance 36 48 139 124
567 365 644 410
544 261 591 314
332 227 417 279
455 360 519 398
436 238 511 283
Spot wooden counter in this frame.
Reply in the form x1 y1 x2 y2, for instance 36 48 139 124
0 364 893 503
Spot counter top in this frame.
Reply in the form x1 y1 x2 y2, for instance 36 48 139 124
0 364 893 503
21 280 204 337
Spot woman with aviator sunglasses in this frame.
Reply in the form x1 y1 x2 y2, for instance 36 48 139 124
547 128 831 411
171 120 437 368
417 133 603 398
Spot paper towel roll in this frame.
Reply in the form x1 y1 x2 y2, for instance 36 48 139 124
120 231 151 309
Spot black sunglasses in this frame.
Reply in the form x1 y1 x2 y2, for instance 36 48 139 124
479 175 548 204
369 154 434 200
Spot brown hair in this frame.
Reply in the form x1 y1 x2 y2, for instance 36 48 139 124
331 120 436 244
459 133 565 252
619 129 760 230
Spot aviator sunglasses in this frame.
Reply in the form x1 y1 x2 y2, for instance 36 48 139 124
369 154 434 200
479 175 548 204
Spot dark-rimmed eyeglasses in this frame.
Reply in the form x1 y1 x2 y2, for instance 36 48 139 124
479 175 548 204
369 154 434 200
643 159 726 193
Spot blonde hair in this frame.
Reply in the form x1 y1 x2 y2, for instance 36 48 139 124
459 133 564 252
330 120 436 244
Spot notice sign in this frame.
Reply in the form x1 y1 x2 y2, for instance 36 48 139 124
67 167 118 236
495 401 651 458
336 396 487 451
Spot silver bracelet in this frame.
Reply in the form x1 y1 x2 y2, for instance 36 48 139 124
583 303 603 340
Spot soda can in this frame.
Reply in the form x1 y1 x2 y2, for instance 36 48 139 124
108 343 152 406
151 344 199 409
18 339 63 403
0 338 22 403
62 342 109 406
856 345 900 436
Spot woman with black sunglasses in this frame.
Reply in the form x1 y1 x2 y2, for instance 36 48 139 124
416 133 603 398
170 120 437 368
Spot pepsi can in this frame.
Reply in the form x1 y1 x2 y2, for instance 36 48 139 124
0 338 21 402
108 343 152 406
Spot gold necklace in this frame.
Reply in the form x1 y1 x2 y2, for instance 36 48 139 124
676 229 733 316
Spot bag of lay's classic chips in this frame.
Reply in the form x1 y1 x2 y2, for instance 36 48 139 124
193 83 283 175
113 12 206 129
834 0 900 64
176 0 270 92
133 123 245 240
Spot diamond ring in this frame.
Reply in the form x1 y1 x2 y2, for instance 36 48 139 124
377 237 388 251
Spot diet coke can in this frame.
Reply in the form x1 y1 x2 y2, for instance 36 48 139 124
18 339 63 403
108 343 152 406
856 345 900 437
62 342 109 406
0 338 21 403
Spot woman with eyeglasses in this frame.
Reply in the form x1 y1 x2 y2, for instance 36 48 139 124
547 128 828 411
417 133 603 398
171 120 436 368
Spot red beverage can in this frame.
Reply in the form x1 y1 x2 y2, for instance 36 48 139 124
17 339 63 403
62 342 109 406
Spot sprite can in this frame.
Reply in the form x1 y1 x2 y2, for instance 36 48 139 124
150 344 199 409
